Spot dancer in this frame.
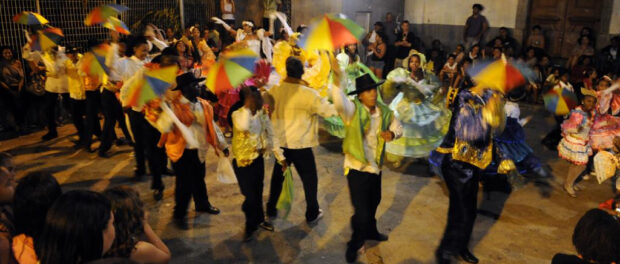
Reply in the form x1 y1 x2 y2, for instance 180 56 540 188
559 88 597 197
64 47 87 147
231 86 287 241
432 84 516 264
40 46 69 141
381 52 451 163
331 66 403 262
265 57 337 222
145 71 228 229
590 76 620 151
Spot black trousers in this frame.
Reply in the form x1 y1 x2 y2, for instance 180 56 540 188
0 86 23 129
84 90 102 147
44 91 59 135
70 99 86 142
99 89 131 153
127 110 165 189
347 169 382 250
233 156 265 232
438 157 480 255
172 149 209 219
267 147 319 221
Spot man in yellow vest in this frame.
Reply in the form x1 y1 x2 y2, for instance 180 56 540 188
331 61 403 263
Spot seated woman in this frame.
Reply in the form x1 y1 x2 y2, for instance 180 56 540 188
567 36 595 69
34 190 115 264
12 171 62 264
103 186 170 263
552 209 620 264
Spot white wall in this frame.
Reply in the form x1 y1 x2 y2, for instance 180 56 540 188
404 0 519 28
610 0 620 34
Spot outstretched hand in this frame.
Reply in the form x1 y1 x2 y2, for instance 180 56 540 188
330 54 342 87
380 131 395 142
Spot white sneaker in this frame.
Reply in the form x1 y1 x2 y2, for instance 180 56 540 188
307 209 324 225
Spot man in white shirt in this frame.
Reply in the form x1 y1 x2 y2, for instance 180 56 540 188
331 68 402 263
41 46 69 141
265 57 338 223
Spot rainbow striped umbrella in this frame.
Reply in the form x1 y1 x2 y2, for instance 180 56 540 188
84 4 129 26
467 55 536 93
298 13 365 52
543 86 578 116
103 17 130 35
80 44 111 77
13 11 49 25
206 48 258 93
127 65 179 108
30 27 63 51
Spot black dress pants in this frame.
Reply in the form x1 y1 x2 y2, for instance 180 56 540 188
233 156 265 233
127 109 165 190
437 157 480 255
84 90 102 147
99 89 131 154
172 149 209 219
70 98 86 142
267 147 319 221
346 169 382 250
44 91 58 135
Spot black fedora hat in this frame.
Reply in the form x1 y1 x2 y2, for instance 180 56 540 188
348 73 384 95
174 72 205 90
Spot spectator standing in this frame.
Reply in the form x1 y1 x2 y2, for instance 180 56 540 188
526 25 545 52
394 21 420 69
568 36 595 69
463 3 488 49
383 13 398 75
598 36 620 75
497 27 519 54
0 46 25 134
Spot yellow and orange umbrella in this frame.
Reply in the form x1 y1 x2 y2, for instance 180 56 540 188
206 48 258 94
298 14 365 52
102 17 130 35
84 4 128 26
13 11 49 25
30 27 63 51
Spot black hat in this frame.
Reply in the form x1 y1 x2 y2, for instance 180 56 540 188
348 74 384 95
174 72 205 91
506 86 526 102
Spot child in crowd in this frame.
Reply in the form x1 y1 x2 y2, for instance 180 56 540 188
438 54 458 90
103 186 171 263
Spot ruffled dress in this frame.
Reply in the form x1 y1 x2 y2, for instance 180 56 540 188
589 89 620 150
558 107 594 165
484 102 541 174
382 68 451 158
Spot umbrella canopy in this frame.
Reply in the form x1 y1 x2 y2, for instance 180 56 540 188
543 86 578 116
84 4 129 26
298 13 365 52
467 55 536 93
80 44 111 77
13 11 49 25
206 48 258 93
30 27 63 51
102 17 130 35
127 65 179 108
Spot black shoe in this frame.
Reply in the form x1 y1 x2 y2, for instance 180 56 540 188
98 151 110 158
163 168 174 176
173 217 189 230
243 229 255 242
266 206 277 218
307 209 324 224
85 146 97 153
459 249 479 264
153 187 164 201
435 250 455 264
41 132 58 141
366 232 388 242
115 138 130 146
345 245 358 263
196 205 220 215
259 221 275 232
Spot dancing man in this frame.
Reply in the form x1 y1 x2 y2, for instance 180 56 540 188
331 62 403 262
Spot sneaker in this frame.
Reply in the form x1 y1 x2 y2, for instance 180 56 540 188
259 221 275 232
307 209 324 224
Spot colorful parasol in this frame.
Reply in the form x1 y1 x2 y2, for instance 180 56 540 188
84 4 129 26
30 27 63 51
102 17 130 35
298 13 365 52
127 65 179 108
466 55 536 93
13 11 49 25
206 48 258 93
543 85 578 116
80 44 111 77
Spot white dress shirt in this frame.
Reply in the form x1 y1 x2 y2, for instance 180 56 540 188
118 57 148 112
41 52 68 94
331 83 403 174
153 98 228 163
267 78 338 149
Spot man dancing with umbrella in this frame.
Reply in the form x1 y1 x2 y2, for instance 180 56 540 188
330 59 403 263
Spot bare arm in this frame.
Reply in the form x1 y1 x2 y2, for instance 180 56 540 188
375 43 386 58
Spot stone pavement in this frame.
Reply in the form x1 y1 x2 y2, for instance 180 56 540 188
0 104 615 264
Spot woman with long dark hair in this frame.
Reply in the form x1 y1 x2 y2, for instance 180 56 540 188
35 190 115 264
103 186 170 263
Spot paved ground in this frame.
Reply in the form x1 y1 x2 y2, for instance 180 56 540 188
0 103 616 264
